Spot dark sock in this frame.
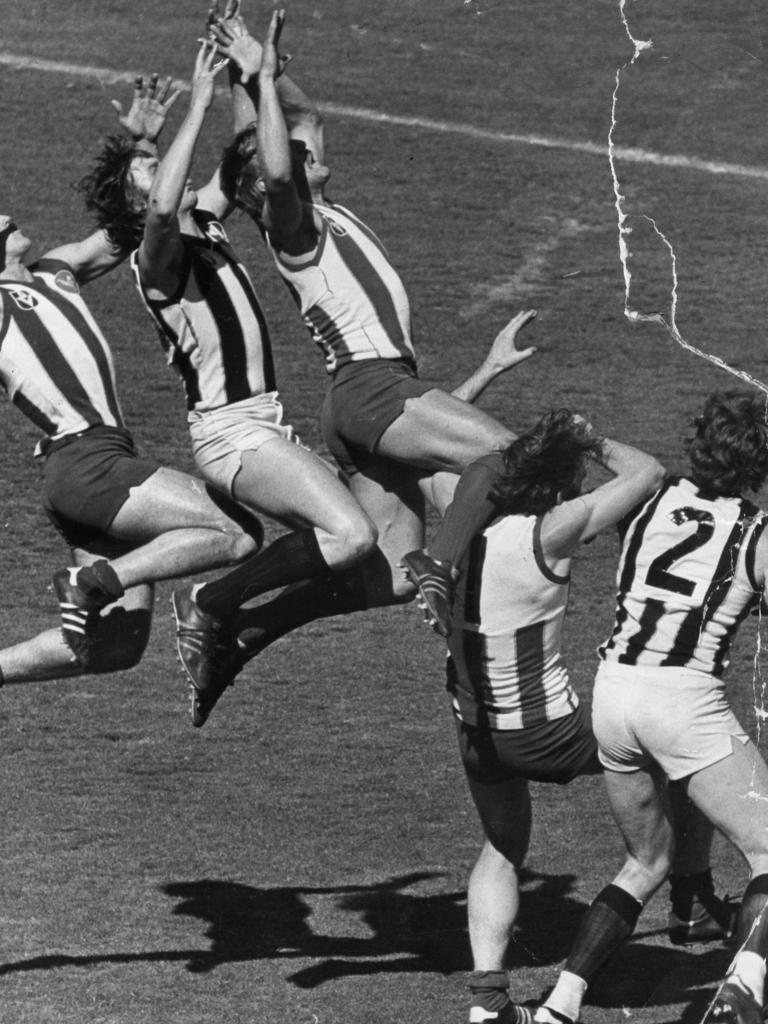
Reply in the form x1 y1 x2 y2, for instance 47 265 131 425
196 529 328 618
669 868 715 920
234 567 370 656
738 873 768 953
468 970 509 1012
429 453 505 567
76 560 124 606
565 884 643 983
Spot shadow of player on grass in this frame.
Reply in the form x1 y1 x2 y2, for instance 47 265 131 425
0 867 733 1019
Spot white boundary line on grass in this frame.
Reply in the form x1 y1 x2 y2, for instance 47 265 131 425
3 50 768 181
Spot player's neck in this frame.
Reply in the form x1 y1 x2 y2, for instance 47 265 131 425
0 259 32 281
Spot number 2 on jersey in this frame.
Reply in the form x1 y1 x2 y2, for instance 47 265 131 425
645 507 715 597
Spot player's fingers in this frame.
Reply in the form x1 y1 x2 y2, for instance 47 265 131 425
154 76 170 102
148 71 159 95
110 99 124 116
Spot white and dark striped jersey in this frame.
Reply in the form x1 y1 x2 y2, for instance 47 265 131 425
132 211 276 412
0 258 124 449
599 477 767 677
447 514 579 730
265 201 415 372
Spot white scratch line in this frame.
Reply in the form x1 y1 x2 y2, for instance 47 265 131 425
3 50 768 181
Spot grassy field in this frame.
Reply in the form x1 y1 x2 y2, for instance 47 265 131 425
2 2 768 1022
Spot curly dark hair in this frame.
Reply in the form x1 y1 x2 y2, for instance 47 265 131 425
492 409 605 517
686 390 768 497
77 134 146 251
220 125 265 220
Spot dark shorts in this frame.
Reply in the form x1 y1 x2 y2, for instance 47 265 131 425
456 702 602 787
41 425 159 548
321 358 434 477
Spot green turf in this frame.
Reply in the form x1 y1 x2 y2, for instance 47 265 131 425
2 2 767 1022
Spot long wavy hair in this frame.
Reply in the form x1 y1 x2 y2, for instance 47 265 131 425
220 125 265 220
77 134 146 251
687 390 768 497
492 409 604 517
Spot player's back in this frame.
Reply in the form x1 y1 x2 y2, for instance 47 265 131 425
132 211 276 412
600 476 766 676
0 258 124 444
447 513 577 730
266 201 415 372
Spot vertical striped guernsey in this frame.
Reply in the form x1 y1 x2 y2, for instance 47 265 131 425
266 201 415 372
131 211 276 411
600 477 767 676
447 514 579 730
0 258 124 449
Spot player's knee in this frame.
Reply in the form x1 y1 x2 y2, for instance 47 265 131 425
337 512 378 565
219 515 264 563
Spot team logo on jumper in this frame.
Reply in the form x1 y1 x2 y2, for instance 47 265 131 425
54 270 79 294
4 287 39 311
207 221 227 245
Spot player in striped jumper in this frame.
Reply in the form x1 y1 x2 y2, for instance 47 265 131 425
0 206 261 685
516 392 768 1024
116 40 377 726
439 410 733 1024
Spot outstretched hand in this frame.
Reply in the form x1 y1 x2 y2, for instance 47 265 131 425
189 39 229 111
260 8 290 81
206 0 241 31
485 309 538 371
111 73 181 143
208 13 262 82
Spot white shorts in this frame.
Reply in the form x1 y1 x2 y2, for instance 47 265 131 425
592 660 749 781
188 393 300 497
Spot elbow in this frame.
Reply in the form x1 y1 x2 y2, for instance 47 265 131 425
642 457 666 494
147 198 176 226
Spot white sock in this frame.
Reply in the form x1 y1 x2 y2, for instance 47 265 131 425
729 952 766 1004
535 971 587 1023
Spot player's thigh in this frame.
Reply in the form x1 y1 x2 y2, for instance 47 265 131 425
377 389 512 473
686 736 768 864
108 466 240 539
232 438 374 536
349 459 425 566
463 767 532 865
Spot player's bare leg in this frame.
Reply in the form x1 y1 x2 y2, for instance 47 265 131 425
3 545 153 684
685 739 768 1022
231 439 377 568
170 441 376 723
532 769 672 1024
377 389 512 474
52 465 261 670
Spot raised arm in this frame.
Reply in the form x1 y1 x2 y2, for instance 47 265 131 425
452 309 538 404
210 5 325 158
255 10 306 246
542 430 666 558
41 229 126 285
138 41 226 294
